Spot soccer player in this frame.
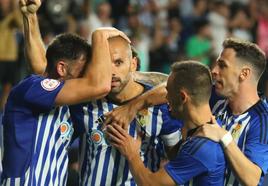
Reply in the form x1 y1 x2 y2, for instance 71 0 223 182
194 38 268 186
69 34 182 186
106 61 226 186
1 1 129 186
105 38 268 186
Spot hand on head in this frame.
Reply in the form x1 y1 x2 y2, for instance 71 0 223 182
93 27 131 43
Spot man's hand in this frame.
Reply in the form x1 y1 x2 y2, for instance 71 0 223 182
105 125 141 161
193 116 227 142
19 0 41 15
103 102 139 130
93 27 131 43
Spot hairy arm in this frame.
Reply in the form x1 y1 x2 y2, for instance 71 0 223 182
134 71 168 86
20 0 47 75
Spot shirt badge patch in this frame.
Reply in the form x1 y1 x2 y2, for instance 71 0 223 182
60 121 74 141
136 109 149 127
41 79 61 91
90 129 104 145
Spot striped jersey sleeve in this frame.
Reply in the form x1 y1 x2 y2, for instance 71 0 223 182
159 105 183 147
24 76 64 111
243 111 268 175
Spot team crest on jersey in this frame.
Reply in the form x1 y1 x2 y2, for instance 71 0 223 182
60 121 73 141
41 79 60 91
231 123 242 140
136 109 149 127
90 129 104 145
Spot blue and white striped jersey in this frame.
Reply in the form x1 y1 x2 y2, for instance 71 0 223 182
70 86 182 186
212 95 268 186
2 75 74 186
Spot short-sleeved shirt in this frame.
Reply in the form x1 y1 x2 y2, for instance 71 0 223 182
70 84 183 186
211 88 268 186
2 75 73 186
165 127 226 186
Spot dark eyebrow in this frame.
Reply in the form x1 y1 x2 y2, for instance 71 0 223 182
217 59 228 65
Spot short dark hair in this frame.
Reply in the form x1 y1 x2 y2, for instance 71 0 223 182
45 33 91 75
131 46 140 71
171 61 212 105
223 38 266 80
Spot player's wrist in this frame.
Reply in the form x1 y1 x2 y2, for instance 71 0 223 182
220 132 233 148
126 151 140 162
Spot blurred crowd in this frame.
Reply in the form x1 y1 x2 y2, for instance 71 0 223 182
1 0 268 185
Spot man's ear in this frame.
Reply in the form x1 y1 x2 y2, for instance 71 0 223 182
130 56 138 72
239 67 251 81
56 61 67 77
179 89 188 104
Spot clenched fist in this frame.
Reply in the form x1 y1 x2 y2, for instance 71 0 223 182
19 0 41 15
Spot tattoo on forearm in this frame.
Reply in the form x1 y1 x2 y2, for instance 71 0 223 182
134 72 168 86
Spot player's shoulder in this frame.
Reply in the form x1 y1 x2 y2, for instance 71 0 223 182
9 75 40 94
181 137 224 163
248 99 268 123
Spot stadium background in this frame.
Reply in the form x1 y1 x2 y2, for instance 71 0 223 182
0 0 268 185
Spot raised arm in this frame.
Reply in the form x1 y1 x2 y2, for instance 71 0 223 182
20 0 47 75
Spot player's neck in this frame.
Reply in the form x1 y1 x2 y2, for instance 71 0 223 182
108 78 144 104
184 103 213 131
228 85 259 115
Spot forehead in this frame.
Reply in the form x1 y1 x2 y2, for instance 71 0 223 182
109 39 130 59
217 48 237 64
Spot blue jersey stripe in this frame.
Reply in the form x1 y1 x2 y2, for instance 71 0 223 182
83 103 94 186
88 103 94 129
38 108 60 185
256 106 264 143
58 152 68 185
32 114 49 186
111 150 121 185
121 122 137 185
150 107 159 170
256 102 268 144
91 146 102 186
190 138 207 155
188 138 205 155
100 147 112 185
